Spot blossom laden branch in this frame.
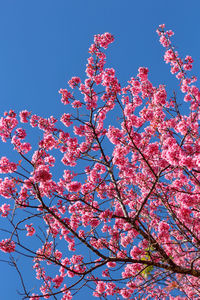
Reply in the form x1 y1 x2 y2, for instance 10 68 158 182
0 27 200 299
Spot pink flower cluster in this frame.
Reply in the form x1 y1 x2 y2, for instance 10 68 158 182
25 224 36 236
0 177 17 199
59 89 73 105
0 239 15 253
19 110 31 123
94 32 114 49
61 113 73 127
0 203 11 217
0 110 18 142
33 165 52 182
52 275 64 288
0 157 17 173
68 77 81 89
67 181 81 193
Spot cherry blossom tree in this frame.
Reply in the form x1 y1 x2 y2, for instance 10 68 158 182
0 24 200 299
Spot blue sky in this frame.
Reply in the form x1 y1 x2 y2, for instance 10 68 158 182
1 0 200 299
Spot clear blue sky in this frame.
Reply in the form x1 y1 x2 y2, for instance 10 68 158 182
0 0 200 299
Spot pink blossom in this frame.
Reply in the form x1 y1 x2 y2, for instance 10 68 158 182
159 24 166 29
11 135 21 150
106 282 116 296
89 218 100 227
33 165 52 182
30 114 40 127
190 85 199 96
171 64 179 74
184 93 192 102
68 77 81 89
138 67 149 81
19 110 31 123
39 134 57 151
0 177 16 199
107 261 116 268
94 32 114 49
158 221 170 232
120 289 131 299
180 156 195 170
0 157 17 173
0 239 15 253
107 126 123 145
102 268 109 277
60 113 73 127
61 289 72 300
130 246 142 258
0 112 18 142
59 89 72 105
67 181 81 193
25 224 36 236
0 203 11 217
71 100 82 108
96 281 106 294
153 86 167 105
159 35 170 47
36 242 53 258
52 275 64 288
15 128 26 139
94 74 103 85
164 49 177 63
